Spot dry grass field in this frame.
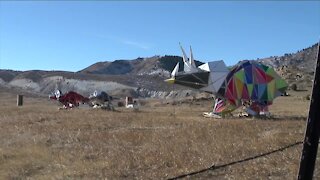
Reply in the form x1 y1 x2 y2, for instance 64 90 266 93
0 87 319 179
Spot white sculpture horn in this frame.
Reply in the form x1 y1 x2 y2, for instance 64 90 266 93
179 43 192 72
171 62 179 77
190 46 196 68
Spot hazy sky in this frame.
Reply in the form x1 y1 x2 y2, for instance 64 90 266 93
0 1 319 71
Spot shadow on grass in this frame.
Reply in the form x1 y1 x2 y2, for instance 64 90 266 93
272 115 307 121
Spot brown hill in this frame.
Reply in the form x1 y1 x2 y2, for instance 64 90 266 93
79 56 162 75
79 55 204 77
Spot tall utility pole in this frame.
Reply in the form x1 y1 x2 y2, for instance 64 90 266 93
298 42 320 180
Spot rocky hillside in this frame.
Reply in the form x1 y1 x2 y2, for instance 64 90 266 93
258 43 318 72
1 42 318 98
0 68 196 99
258 43 318 91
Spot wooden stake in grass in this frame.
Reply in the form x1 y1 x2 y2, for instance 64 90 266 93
298 42 320 180
17 95 23 106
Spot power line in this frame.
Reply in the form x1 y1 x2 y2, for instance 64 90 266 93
168 141 303 180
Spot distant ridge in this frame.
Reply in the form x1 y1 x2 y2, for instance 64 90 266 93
79 55 204 76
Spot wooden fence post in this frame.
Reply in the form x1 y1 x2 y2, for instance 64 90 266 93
298 42 320 180
17 95 23 106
